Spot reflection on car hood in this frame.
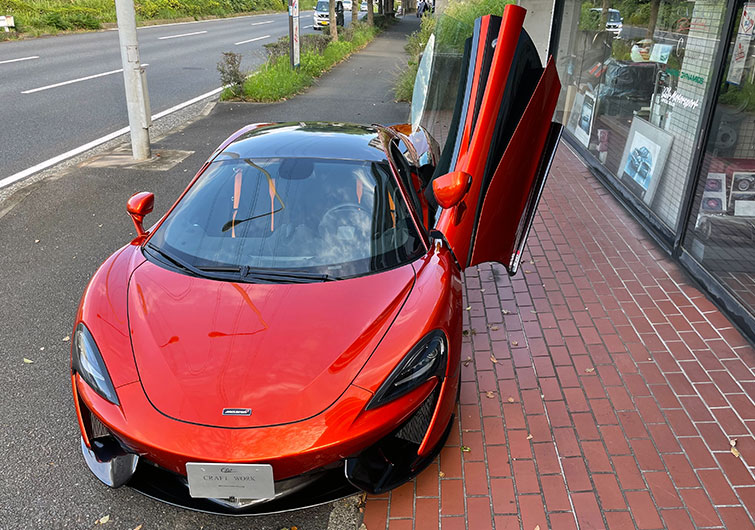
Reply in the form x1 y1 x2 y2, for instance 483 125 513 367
128 261 415 428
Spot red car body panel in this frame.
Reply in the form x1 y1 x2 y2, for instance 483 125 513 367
470 60 561 267
128 260 415 428
437 5 561 274
74 371 436 479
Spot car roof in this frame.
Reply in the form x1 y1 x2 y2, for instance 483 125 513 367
590 7 619 12
219 122 389 163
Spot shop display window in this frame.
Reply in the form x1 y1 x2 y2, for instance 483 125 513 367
685 2 755 312
555 0 726 230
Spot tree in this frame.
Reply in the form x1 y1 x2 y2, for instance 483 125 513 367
329 0 338 41
352 0 358 22
367 0 374 25
647 0 660 38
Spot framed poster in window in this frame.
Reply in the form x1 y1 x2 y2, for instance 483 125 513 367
618 117 674 205
573 92 595 147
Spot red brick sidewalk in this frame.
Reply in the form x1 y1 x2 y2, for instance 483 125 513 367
362 145 755 529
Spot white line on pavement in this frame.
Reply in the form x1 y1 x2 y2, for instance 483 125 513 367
158 30 207 40
0 55 40 65
304 24 313 28
21 64 149 94
0 86 225 190
107 12 312 30
234 35 270 45
251 20 274 25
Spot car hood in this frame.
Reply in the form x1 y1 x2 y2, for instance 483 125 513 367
127 261 415 428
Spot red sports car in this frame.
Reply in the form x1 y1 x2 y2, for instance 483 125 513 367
71 6 561 514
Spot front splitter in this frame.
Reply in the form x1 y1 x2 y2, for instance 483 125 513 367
127 461 360 516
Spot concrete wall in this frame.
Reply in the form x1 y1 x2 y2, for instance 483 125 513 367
519 0 556 63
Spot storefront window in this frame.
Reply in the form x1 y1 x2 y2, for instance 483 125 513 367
555 0 727 231
685 2 755 312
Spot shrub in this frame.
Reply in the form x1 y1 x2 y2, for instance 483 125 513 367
217 51 246 96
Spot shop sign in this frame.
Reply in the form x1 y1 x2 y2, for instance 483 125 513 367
680 71 705 85
727 3 755 85
660 86 700 109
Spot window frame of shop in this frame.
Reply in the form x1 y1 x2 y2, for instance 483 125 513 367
550 1 755 343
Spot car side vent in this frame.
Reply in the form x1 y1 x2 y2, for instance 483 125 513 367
395 387 440 445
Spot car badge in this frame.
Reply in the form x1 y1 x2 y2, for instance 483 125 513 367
222 408 252 416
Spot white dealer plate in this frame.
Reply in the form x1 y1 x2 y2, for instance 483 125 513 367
186 463 275 499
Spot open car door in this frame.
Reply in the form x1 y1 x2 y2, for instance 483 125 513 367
432 5 562 274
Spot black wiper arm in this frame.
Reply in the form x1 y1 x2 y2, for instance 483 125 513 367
145 243 240 280
242 267 338 282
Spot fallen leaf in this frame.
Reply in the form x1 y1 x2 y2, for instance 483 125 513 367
502 310 511 315
461 446 471 453
732 446 741 458
511 341 519 346
481 288 486 292
98 224 103 228
470 329 477 336
133 526 143 530
463 356 472 367
730 439 738 447
531 310 537 314
39 347 44 351
525 270 532 274
23 358 34 364
529 260 535 264
97 515 110 524
585 367 595 373
490 354 499 364
535 526 541 530
34 239 40 244
462 329 470 337
485 391 496 399
526 434 533 440
62 336 70 342
439 471 445 477
507 397 515 403
465 306 472 311
489 325 499 331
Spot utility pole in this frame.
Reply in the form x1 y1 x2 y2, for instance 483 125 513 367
114 0 151 160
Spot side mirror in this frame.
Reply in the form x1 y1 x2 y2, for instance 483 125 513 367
127 192 155 238
432 171 471 209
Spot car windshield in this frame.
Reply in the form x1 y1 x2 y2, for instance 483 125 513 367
147 157 424 281
316 1 328 11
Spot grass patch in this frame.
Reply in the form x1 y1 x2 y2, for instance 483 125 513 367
0 0 287 36
222 22 379 103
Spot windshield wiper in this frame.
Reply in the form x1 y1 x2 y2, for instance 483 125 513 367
145 243 239 281
144 246 337 283
241 267 338 283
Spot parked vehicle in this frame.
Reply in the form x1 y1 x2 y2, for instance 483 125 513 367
590 7 623 35
70 6 561 515
314 0 344 30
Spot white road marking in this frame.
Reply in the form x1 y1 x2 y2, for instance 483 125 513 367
304 24 313 28
251 20 274 25
0 55 39 65
21 64 149 94
234 34 270 45
0 86 225 190
106 12 312 30
158 30 207 40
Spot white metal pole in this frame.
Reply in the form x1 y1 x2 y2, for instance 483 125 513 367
114 0 151 160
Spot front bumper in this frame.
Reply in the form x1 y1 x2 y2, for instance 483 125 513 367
74 371 456 514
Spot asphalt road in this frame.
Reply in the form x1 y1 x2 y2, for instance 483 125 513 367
0 15 416 529
0 11 357 183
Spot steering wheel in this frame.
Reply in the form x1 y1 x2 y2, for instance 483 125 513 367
318 203 371 239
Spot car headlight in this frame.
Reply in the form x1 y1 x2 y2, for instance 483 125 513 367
72 323 120 405
367 330 447 410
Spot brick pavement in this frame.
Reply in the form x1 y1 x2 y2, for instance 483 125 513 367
362 144 755 529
